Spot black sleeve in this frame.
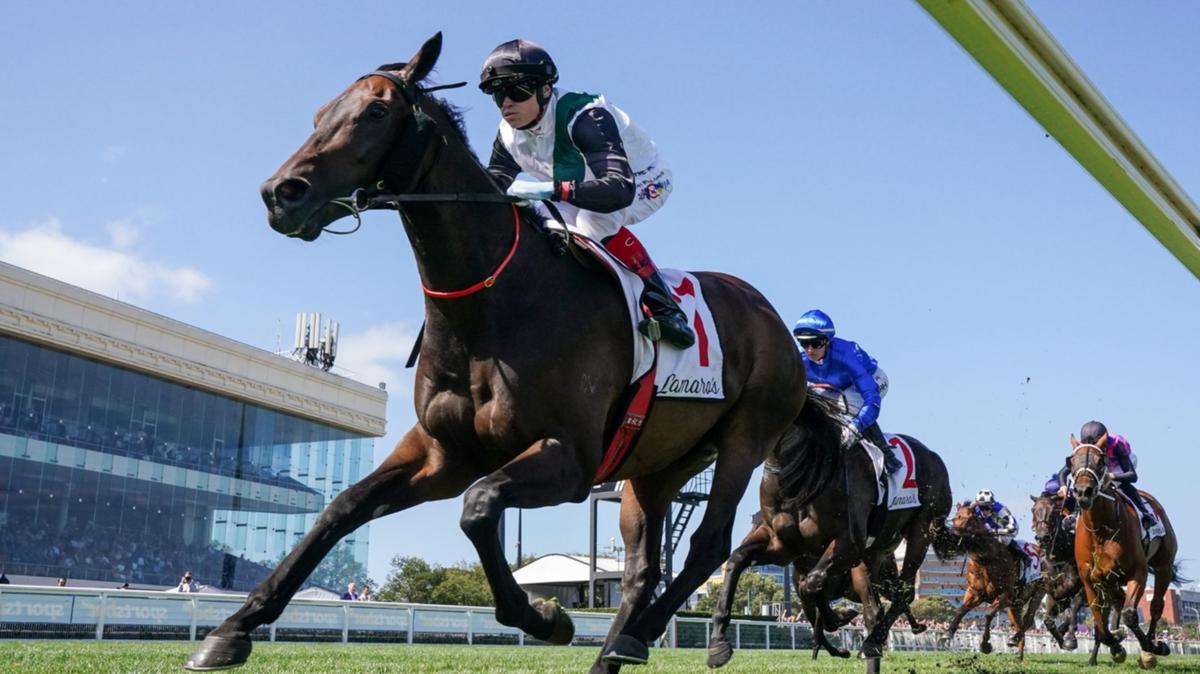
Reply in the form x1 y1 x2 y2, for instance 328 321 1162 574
561 107 634 213
1056 463 1071 487
486 131 521 190
1111 452 1137 483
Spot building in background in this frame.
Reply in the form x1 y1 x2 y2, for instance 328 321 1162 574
0 262 385 590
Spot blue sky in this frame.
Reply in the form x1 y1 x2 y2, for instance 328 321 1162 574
2 2 1198 586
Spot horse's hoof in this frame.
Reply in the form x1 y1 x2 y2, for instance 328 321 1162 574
602 635 649 665
834 647 851 659
910 623 927 635
1064 638 1078 651
707 637 733 668
1154 640 1171 656
1007 634 1020 648
185 634 252 671
860 640 884 659
531 598 575 645
1111 644 1127 664
980 641 993 654
1138 651 1157 670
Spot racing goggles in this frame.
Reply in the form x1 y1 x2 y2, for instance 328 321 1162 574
485 80 537 107
797 336 829 350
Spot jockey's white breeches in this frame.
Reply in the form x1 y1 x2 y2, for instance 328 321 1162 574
843 367 889 418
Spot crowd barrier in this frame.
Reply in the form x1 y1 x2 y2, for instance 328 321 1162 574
3 585 1199 657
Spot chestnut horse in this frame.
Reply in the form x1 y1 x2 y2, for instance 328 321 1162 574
1029 492 1085 651
185 33 807 672
942 502 1045 661
1069 437 1183 668
707 406 952 674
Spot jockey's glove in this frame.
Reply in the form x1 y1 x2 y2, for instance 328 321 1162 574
506 180 555 201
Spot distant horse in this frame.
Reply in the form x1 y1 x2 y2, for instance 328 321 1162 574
1069 436 1184 669
1029 493 1085 651
185 33 807 673
942 502 1045 661
707 403 952 673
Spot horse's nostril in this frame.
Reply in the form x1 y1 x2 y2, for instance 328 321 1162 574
274 178 310 206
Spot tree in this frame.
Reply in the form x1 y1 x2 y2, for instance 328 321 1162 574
910 596 956 623
430 563 493 607
693 571 783 616
377 556 494 606
378 556 445 603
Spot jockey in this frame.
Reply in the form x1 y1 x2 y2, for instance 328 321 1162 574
479 39 694 349
973 489 1027 563
1058 420 1156 533
792 309 899 475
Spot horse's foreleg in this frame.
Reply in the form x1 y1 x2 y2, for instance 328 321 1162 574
706 527 770 669
1081 578 1110 666
589 475 679 674
186 426 474 671
1119 570 1156 653
460 437 592 644
979 600 1000 654
945 587 978 641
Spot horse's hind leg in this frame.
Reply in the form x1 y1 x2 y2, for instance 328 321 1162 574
589 472 687 674
460 436 595 644
186 426 477 670
603 425 778 665
979 600 1001 654
706 526 770 669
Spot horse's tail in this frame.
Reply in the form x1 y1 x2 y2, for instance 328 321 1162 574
1170 562 1191 586
776 394 844 513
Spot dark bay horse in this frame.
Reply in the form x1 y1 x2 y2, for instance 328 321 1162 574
942 502 1045 661
1030 493 1085 651
185 33 806 672
1069 437 1183 669
707 406 952 673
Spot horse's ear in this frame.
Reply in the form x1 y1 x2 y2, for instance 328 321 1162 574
1096 432 1109 448
1069 433 1079 449
1030 494 1038 502
405 32 443 84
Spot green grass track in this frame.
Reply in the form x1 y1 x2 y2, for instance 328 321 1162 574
3 641 1199 673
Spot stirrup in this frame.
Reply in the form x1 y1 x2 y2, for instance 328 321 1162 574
639 317 662 342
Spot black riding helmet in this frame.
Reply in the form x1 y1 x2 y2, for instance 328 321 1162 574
479 39 558 111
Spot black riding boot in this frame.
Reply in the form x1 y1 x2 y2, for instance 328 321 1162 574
1120 484 1157 534
865 423 901 475
639 271 695 349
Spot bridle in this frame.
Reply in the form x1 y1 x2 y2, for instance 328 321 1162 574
1071 444 1115 502
319 71 519 235
313 70 538 299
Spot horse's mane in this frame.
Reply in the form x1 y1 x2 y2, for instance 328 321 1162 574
776 395 844 512
371 64 553 235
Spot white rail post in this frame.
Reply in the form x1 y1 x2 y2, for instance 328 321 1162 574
342 604 350 644
466 610 473 646
189 597 198 641
735 622 741 649
95 591 106 640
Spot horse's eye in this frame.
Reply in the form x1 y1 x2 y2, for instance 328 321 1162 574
368 103 389 120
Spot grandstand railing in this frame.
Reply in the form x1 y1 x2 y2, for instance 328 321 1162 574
3 585 1199 656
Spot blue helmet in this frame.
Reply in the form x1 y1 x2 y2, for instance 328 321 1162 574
793 309 835 340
